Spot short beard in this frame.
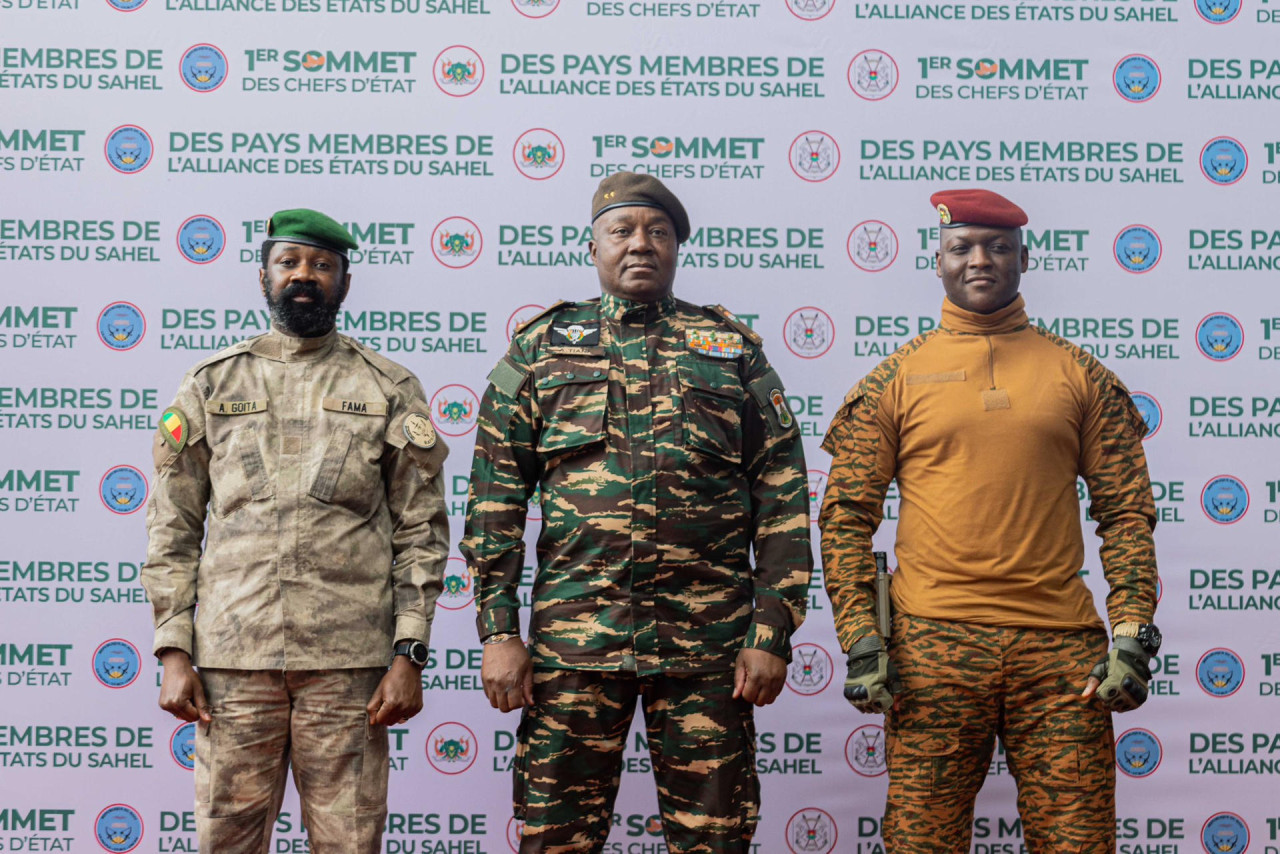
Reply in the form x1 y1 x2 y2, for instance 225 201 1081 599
265 281 344 337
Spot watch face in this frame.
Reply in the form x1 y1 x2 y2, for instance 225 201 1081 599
1139 625 1162 653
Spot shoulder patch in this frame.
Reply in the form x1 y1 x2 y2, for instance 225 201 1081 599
747 369 796 435
487 356 530 399
160 407 189 453
515 300 575 335
347 335 413 385
191 335 261 374
703 304 762 345
403 412 437 449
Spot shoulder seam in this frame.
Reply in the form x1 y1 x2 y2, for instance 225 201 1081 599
345 335 415 385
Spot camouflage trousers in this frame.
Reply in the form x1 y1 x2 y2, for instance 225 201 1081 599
883 615 1115 854
195 668 389 854
514 668 759 854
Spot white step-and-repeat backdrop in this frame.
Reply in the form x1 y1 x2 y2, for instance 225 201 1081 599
4 0 1279 851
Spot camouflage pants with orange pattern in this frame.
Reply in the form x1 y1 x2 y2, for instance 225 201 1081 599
513 668 759 854
883 615 1115 854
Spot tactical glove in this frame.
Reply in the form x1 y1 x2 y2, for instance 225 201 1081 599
1088 636 1151 712
843 636 899 714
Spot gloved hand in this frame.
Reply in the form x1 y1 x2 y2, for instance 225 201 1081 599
843 636 899 714
1086 636 1150 712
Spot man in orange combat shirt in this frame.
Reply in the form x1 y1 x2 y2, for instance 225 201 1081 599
819 189 1161 852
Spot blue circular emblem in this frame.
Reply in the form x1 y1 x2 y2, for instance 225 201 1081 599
1115 728 1162 778
170 722 196 770
92 639 141 689
1113 225 1161 274
104 0 147 11
177 215 226 264
95 804 144 852
1196 313 1244 362
1197 648 1246 698
100 465 149 515
104 125 153 174
1113 55 1160 103
1201 475 1249 525
97 302 146 351
1201 812 1249 853
1195 0 1241 23
180 44 228 93
1200 137 1247 185
1129 392 1161 439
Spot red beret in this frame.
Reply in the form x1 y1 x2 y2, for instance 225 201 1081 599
930 189 1027 229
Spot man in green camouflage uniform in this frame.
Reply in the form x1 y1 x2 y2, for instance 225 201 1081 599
461 174 812 853
820 190 1160 853
143 210 450 853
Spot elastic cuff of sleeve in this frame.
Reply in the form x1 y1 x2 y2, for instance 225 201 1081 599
849 635 883 657
743 622 792 661
394 616 430 649
477 608 519 640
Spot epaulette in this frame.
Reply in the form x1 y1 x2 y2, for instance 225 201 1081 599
191 334 264 374
702 304 762 345
515 300 576 335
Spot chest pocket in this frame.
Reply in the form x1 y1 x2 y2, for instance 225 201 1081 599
207 419 274 519
310 404 387 519
534 357 608 461
679 356 745 465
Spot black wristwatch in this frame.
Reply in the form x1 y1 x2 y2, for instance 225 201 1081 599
1133 624 1162 656
1117 623 1162 657
392 640 429 668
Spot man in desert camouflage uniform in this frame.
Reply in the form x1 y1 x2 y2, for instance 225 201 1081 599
461 173 812 853
820 189 1161 853
142 209 450 853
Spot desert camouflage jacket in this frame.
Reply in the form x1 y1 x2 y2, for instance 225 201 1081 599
461 292 812 675
142 327 450 669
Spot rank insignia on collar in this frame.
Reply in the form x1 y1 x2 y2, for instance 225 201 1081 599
161 407 188 452
687 329 743 359
769 389 794 428
551 323 600 347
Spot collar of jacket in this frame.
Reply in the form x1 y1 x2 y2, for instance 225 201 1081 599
940 295 1029 336
251 325 340 361
599 291 677 324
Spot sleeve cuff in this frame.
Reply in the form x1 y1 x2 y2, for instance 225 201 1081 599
153 618 193 659
743 621 792 662
394 615 430 649
477 606 520 640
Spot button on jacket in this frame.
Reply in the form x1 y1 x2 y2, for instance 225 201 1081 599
143 327 450 669
462 293 812 675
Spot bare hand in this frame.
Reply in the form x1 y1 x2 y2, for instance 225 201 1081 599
733 648 787 707
481 638 533 713
157 649 212 723
367 657 425 726
1080 675 1101 699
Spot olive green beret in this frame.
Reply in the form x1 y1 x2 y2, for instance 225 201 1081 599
265 208 359 258
591 173 690 244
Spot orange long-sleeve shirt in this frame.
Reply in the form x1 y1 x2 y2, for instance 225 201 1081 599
819 296 1158 650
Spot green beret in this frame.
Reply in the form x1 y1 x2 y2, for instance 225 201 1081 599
591 173 690 244
265 208 359 258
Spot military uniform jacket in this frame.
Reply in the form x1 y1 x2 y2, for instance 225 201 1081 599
819 296 1158 652
461 292 812 675
142 327 450 670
